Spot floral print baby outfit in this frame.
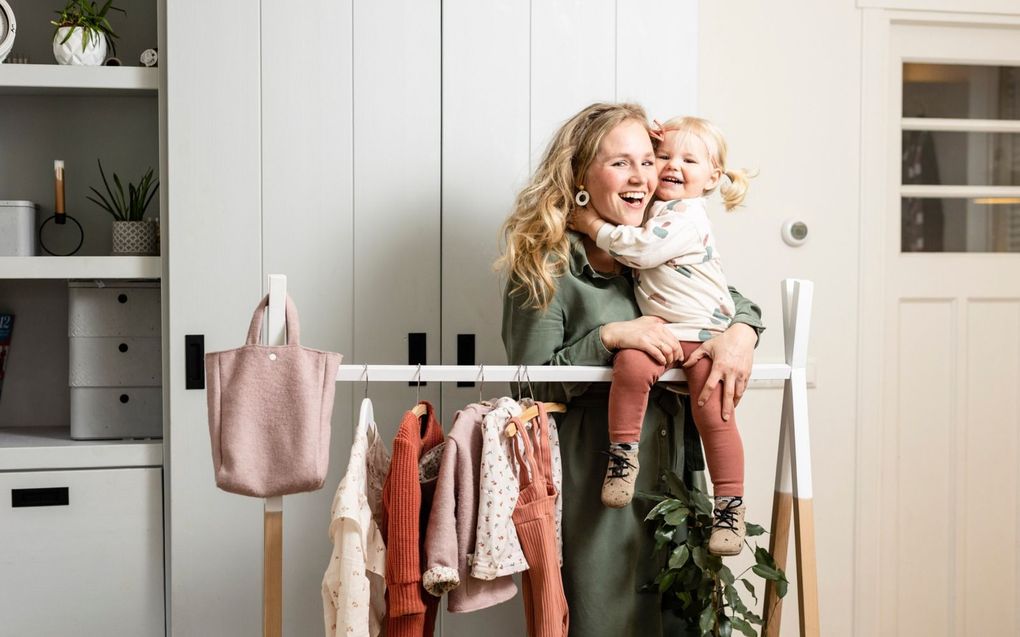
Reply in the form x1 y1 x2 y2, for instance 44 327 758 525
322 397 391 637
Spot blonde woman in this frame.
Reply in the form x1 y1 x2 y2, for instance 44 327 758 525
499 102 763 636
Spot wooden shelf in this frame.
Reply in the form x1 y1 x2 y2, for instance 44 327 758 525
0 256 161 279
0 65 158 96
0 427 162 471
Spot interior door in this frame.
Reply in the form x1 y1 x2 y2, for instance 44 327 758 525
878 20 1020 637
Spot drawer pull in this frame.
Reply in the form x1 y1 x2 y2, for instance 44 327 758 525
120 394 130 403
12 487 69 508
118 342 129 353
117 293 128 304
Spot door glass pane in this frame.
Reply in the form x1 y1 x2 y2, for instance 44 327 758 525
901 198 1020 252
903 64 1020 119
902 131 1020 186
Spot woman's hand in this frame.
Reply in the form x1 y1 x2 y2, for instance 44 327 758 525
600 316 683 366
682 323 757 421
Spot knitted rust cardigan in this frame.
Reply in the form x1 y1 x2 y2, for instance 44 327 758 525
381 401 444 637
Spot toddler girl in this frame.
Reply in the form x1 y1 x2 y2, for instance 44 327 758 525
569 116 752 556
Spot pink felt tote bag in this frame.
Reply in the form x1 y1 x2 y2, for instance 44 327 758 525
205 294 342 497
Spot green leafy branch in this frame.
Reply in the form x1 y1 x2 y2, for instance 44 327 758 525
87 159 159 222
51 0 125 55
642 471 789 637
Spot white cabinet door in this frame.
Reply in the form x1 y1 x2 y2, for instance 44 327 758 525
260 1 356 633
164 1 264 635
350 0 443 437
0 468 164 636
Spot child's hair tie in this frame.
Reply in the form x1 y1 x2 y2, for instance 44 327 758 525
718 173 733 191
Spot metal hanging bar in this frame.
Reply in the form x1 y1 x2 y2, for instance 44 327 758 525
333 362 793 383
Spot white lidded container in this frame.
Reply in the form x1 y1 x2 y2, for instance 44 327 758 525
0 201 38 256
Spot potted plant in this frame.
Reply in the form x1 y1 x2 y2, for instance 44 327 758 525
87 159 160 256
51 0 123 66
643 471 789 637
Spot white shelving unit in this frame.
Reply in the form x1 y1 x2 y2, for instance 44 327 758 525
0 256 160 279
0 426 161 471
0 64 158 95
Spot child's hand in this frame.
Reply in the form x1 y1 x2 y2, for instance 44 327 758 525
568 207 603 239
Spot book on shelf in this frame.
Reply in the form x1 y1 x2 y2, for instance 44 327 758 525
0 313 12 402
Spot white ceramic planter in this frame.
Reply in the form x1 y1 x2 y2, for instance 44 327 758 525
111 219 159 256
52 26 107 66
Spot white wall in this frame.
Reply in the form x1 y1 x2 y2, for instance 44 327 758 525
698 2 863 635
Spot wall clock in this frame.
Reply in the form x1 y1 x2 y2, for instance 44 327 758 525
0 0 15 64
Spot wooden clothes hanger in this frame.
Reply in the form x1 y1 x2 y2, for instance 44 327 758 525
504 401 566 438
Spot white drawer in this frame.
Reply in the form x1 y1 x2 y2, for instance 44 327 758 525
69 337 162 387
0 467 164 636
68 284 160 337
70 387 162 440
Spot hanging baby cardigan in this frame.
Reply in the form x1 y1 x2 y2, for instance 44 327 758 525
322 397 391 637
381 401 445 637
422 402 518 612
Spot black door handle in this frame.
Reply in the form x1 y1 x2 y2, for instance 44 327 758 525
408 332 426 387
457 333 475 387
186 334 205 389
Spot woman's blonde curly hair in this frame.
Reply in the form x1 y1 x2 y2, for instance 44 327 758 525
496 102 650 311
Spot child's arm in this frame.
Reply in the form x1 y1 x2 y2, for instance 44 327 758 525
567 206 606 240
594 207 702 270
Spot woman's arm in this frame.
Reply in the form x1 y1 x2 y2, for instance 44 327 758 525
682 286 765 420
502 285 681 402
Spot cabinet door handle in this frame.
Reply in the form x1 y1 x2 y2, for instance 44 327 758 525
408 332 426 387
12 487 69 508
186 334 205 390
457 333 475 388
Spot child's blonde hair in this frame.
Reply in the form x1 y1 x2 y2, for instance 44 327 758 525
656 116 752 211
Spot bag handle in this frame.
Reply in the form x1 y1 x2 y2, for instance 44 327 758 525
245 294 301 345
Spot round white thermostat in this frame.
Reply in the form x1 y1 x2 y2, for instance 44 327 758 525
781 219 809 247
0 0 16 64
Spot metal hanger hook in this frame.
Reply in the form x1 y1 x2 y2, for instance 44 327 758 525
523 365 535 400
362 364 369 399
477 364 485 403
415 363 423 403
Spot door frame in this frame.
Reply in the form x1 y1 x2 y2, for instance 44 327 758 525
856 8 1020 635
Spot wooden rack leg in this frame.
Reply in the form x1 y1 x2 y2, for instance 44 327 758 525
789 368 820 636
763 394 793 637
264 497 283 637
263 274 287 637
765 279 820 637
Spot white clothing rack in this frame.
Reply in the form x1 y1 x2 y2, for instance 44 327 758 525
334 362 794 383
262 274 818 637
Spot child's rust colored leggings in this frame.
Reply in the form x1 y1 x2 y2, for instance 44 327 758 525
509 404 569 637
608 341 745 496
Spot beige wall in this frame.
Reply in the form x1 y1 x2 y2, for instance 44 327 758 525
698 2 863 635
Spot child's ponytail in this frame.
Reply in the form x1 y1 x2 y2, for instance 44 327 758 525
719 168 752 211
